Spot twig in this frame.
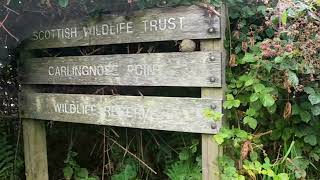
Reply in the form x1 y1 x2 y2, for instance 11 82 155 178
87 47 103 55
253 130 273 139
195 2 221 16
3 5 20 15
0 12 19 41
109 138 157 174
102 128 106 180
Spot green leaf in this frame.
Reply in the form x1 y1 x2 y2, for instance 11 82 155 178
213 134 224 145
304 135 317 146
299 110 311 123
250 93 259 102
244 78 254 87
304 87 315 94
223 94 241 109
311 105 320 116
274 173 289 180
260 93 275 107
242 53 256 63
281 10 288 25
58 0 68 8
63 166 73 178
245 108 256 117
309 94 320 105
253 84 265 93
243 116 257 129
288 70 299 86
76 168 89 178
274 56 284 63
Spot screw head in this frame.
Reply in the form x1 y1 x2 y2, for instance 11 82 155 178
209 77 216 82
209 56 216 61
211 122 217 129
208 27 215 33
210 104 217 109
160 0 167 5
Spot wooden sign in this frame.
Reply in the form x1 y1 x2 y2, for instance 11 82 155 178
25 5 221 49
21 51 222 87
21 93 221 134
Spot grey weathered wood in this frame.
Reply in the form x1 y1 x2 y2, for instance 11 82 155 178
20 52 49 180
21 51 222 87
20 92 221 134
24 5 220 49
201 3 226 180
23 119 49 180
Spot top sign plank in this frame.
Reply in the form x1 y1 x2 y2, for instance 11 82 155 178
25 5 221 49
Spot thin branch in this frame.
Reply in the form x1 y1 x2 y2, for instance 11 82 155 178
3 5 20 15
109 138 157 174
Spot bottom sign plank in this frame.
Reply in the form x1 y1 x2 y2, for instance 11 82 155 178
20 93 221 134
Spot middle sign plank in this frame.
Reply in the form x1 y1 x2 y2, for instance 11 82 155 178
21 93 221 134
21 51 222 87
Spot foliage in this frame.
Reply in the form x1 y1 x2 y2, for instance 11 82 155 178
63 151 99 180
0 129 23 180
165 139 201 180
212 0 320 179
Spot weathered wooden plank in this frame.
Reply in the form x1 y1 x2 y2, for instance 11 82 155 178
23 119 49 180
24 5 221 49
20 93 221 134
21 51 222 87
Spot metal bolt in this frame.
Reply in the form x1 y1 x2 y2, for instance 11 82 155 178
208 27 215 34
209 55 216 61
211 122 217 129
210 104 217 109
209 77 216 82
160 0 167 5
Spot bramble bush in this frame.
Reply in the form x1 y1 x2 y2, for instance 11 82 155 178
212 0 320 179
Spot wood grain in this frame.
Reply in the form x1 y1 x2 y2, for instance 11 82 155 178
23 119 49 180
24 5 221 49
20 93 222 134
21 51 222 87
201 3 226 180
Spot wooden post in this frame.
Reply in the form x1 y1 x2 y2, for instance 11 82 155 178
20 51 49 180
201 3 226 180
23 119 49 180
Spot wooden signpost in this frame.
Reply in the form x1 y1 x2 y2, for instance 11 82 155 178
20 4 226 180
25 5 220 49
21 52 222 87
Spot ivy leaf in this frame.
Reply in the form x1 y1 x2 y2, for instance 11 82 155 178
58 0 69 8
308 94 320 105
260 93 275 107
243 116 257 129
288 70 299 86
304 135 317 146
